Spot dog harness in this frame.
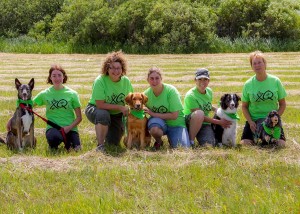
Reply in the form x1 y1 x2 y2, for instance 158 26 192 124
262 122 281 139
224 112 240 120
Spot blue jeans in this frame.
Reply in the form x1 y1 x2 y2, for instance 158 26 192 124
147 117 190 148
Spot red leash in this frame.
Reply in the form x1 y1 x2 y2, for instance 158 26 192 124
19 103 69 149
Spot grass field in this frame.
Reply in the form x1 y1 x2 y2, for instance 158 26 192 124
0 52 299 213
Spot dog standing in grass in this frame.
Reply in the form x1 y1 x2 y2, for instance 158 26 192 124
6 78 36 150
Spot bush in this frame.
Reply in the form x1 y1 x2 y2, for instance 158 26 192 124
0 0 63 37
144 0 217 53
216 0 300 40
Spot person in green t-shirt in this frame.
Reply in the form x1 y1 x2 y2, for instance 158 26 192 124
183 68 231 147
85 51 133 151
34 64 82 151
240 51 287 147
143 67 190 149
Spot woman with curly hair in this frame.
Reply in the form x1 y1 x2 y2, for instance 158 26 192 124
85 51 133 151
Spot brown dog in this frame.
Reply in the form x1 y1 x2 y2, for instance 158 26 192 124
7 78 36 150
124 92 151 149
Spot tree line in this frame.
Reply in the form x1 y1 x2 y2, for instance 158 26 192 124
0 0 299 53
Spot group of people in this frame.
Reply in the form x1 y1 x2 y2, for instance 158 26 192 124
7 50 287 151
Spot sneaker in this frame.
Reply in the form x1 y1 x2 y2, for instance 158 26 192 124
74 145 82 152
153 141 162 150
96 144 105 152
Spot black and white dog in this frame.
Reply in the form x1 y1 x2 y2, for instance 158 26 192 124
212 93 241 147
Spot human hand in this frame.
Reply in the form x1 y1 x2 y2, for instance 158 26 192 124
143 107 152 116
249 120 256 133
120 106 129 116
219 118 232 128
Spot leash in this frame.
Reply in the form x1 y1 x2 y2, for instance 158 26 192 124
19 103 69 150
122 115 128 136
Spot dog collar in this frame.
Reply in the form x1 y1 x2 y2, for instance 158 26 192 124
17 99 33 107
262 122 281 139
224 112 240 120
130 109 145 119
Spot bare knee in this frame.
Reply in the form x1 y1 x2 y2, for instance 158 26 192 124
149 127 163 138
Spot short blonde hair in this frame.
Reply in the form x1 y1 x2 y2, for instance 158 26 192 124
249 50 267 68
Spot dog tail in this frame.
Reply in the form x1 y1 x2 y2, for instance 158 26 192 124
0 136 5 144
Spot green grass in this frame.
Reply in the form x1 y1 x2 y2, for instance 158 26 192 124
0 52 300 213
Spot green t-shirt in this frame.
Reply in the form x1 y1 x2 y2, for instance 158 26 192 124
242 74 287 121
183 87 213 124
144 83 186 127
33 86 81 131
88 75 133 114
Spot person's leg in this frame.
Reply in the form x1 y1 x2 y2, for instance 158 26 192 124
46 128 63 149
85 104 110 150
147 117 167 149
186 110 204 146
196 124 215 147
68 131 81 151
106 113 124 146
240 121 255 146
167 126 190 148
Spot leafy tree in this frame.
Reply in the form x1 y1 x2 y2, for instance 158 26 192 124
0 0 63 37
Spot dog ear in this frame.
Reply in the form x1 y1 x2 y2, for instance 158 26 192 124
236 94 241 101
125 93 133 105
15 78 22 89
265 114 272 128
220 94 228 110
141 93 148 104
28 78 34 90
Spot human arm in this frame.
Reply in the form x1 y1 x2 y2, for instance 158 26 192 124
144 107 179 120
277 98 286 116
96 100 129 116
242 101 256 133
63 107 82 134
204 116 231 128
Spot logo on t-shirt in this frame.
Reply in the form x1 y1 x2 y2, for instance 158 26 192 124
50 99 68 110
200 102 212 112
152 105 168 113
108 93 125 105
254 90 274 102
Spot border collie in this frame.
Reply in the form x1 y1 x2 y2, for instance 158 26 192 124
212 93 241 147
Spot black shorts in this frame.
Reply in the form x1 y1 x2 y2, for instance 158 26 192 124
241 119 286 141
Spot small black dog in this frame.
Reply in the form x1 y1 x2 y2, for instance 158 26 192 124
256 110 283 146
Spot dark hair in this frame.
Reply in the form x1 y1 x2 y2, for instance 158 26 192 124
101 50 127 76
47 64 68 84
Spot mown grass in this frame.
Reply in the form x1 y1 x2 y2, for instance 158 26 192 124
0 52 299 213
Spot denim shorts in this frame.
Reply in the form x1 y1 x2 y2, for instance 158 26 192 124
147 117 190 148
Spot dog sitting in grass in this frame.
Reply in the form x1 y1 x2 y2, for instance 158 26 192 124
256 110 284 146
